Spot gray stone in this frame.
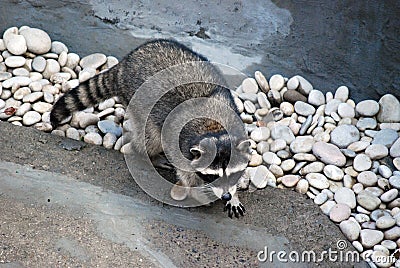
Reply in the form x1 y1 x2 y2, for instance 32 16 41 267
270 125 295 144
32 102 52 113
13 87 31 100
78 113 100 128
377 94 400 123
357 171 377 187
241 77 259 94
257 92 271 109
250 127 270 142
337 102 355 118
4 28 27 55
66 53 80 69
22 110 41 126
84 132 103 145
281 175 300 187
243 100 256 114
294 101 315 116
323 165 344 181
0 71 12 81
339 220 360 241
23 92 43 103
306 173 330 189
15 103 30 116
380 189 398 203
295 75 313 95
376 216 396 229
390 137 400 157
314 192 328 205
353 154 372 172
389 176 400 190
66 127 80 140
330 124 360 148
378 165 392 178
42 59 61 79
20 27 51 54
334 86 349 102
357 190 382 210
329 203 351 222
312 141 346 166
383 226 400 240
372 129 399 147
365 144 389 160
269 139 286 152
348 140 370 152
324 99 341 115
356 100 380 117
301 162 325 174
334 187 356 209
262 152 281 165
254 71 269 93
4 56 25 68
308 89 325 106
289 135 314 153
269 74 285 91
32 56 47 72
360 229 384 248
283 90 307 103
356 117 377 131
80 53 107 69
249 165 276 189
103 132 117 149
51 41 69 54
2 76 31 88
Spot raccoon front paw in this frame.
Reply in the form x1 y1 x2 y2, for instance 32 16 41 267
223 196 245 218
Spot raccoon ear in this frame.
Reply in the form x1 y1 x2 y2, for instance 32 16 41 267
190 146 204 158
236 139 251 152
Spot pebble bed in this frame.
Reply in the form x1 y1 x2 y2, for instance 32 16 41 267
0 26 399 267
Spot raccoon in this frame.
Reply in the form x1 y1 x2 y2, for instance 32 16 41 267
50 39 250 218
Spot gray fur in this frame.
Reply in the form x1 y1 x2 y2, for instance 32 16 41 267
50 39 250 216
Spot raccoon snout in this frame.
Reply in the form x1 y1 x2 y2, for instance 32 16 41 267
221 192 232 201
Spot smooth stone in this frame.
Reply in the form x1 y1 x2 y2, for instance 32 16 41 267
0 71 12 81
372 129 399 147
51 41 68 54
348 140 370 152
239 92 258 103
312 141 346 167
5 34 27 55
390 137 400 157
80 53 107 69
280 175 300 187
353 183 364 194
279 102 294 116
353 154 372 172
378 165 392 179
314 192 328 205
306 173 329 189
337 102 355 118
103 133 117 149
360 230 384 248
43 92 54 103
323 165 344 181
2 76 31 88
269 139 286 152
20 28 51 54
341 149 356 158
262 152 281 165
256 141 269 154
293 153 316 162
355 213 370 223
380 189 398 203
383 226 400 240
329 203 351 222
286 76 299 90
339 220 360 241
244 100 256 114
249 165 276 189
334 86 349 102
334 187 356 209
289 136 314 153
78 113 100 128
242 77 259 94
377 94 400 123
376 216 396 229
234 97 244 113
66 127 80 140
357 171 378 187
352 241 364 253
254 71 269 93
98 98 115 111
295 179 309 194
97 120 122 137
300 162 325 175
42 59 60 79
381 240 397 250
13 87 31 100
270 125 295 144
295 75 313 95
330 124 360 148
250 127 270 142
356 100 380 117
324 99 341 115
14 103 30 116
4 56 25 68
308 89 325 106
23 92 43 103
356 117 377 131
371 250 394 267
269 74 285 91
282 90 307 103
365 186 384 197
357 190 382 210
84 132 103 145
22 110 41 126
12 68 29 77
32 102 52 113
267 89 281 105
66 53 80 69
257 92 271 109
394 158 400 170
294 101 315 116
319 200 336 215
389 176 400 189
58 51 68 66
249 153 263 167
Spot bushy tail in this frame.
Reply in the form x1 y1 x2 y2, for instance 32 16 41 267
50 71 116 128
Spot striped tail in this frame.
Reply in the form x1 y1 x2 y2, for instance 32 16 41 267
50 71 116 128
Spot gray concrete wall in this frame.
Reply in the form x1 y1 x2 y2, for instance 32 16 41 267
0 0 399 102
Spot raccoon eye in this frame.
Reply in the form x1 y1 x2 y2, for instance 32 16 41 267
195 172 219 183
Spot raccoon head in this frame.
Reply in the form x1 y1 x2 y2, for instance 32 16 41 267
190 134 251 201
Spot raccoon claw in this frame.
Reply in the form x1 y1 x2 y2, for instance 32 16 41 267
224 197 245 218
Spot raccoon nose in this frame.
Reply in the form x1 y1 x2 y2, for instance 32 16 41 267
221 192 232 201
